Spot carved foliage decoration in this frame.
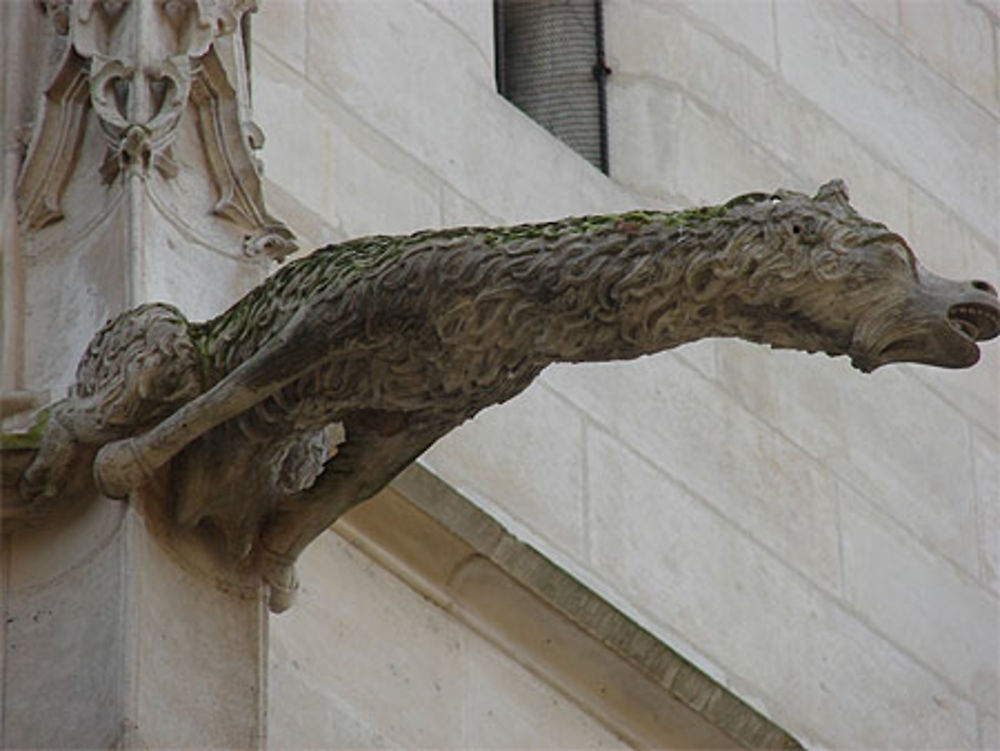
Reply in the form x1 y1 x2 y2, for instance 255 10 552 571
16 0 295 259
16 49 91 230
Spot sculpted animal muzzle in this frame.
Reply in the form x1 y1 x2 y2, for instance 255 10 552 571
850 275 1000 372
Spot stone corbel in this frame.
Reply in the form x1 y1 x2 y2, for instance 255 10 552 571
16 0 296 260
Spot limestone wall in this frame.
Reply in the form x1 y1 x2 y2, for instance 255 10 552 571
253 1 999 747
270 531 626 748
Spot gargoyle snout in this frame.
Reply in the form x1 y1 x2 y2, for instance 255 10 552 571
970 279 998 297
947 279 1000 342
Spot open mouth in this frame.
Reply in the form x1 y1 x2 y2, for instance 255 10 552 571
948 303 1000 341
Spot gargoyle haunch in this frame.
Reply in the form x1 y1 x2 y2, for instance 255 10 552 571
20 180 1000 611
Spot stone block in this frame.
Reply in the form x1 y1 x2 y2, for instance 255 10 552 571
670 0 778 69
585 427 979 749
607 1 751 122
252 53 335 218
268 636 386 748
544 353 843 594
422 382 588 560
775 0 998 240
833 367 980 575
254 47 442 239
848 0 900 32
304 0 633 223
674 338 718 381
129 512 264 749
253 0 307 73
440 185 500 228
23 216 128 394
900 0 998 113
908 344 1000 440
973 428 1000 593
419 0 495 77
324 110 443 238
982 711 1000 749
675 101 791 205
268 532 466 748
716 340 854 467
3 504 127 749
606 0 926 224
906 185 977 281
140 220 266 322
268 527 628 749
606 78 684 200
840 490 998 711
461 634 626 749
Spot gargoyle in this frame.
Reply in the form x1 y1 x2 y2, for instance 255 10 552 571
18 180 1000 611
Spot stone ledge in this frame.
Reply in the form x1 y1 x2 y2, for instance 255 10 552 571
335 463 802 750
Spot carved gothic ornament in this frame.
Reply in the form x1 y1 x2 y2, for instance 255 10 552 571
7 181 1000 611
16 0 296 259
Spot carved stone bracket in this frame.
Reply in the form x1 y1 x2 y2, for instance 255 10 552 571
16 0 296 260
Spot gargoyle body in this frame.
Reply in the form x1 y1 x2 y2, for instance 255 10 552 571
19 181 1000 610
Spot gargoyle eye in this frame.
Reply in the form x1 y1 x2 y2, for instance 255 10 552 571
864 232 918 279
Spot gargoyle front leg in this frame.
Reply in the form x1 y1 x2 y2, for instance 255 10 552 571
259 412 453 612
21 397 137 503
92 308 343 498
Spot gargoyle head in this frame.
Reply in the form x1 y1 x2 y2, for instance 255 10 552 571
721 180 1000 372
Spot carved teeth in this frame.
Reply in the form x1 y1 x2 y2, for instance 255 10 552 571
949 303 1000 341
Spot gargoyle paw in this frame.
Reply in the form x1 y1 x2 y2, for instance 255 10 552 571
93 438 152 499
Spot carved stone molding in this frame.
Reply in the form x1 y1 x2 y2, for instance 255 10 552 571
16 0 296 260
6 181 999 611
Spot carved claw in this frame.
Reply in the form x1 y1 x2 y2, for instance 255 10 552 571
20 446 71 503
17 413 76 504
93 438 153 499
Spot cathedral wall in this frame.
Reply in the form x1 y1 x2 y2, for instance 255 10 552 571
252 1 999 747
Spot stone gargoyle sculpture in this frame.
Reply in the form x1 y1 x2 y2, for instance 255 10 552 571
16 180 1000 611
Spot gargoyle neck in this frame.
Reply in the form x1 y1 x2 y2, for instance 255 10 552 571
544 216 852 363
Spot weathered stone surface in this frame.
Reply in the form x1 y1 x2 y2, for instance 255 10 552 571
461 636 628 749
12 181 999 612
2 501 127 748
253 47 441 239
372 468 801 749
266 532 469 748
836 368 981 575
245 1 999 748
667 0 777 69
847 0 900 33
776 0 998 239
253 0 307 74
16 0 294 258
899 0 998 113
585 428 980 748
423 382 588 559
545 354 844 594
973 428 1000 593
3 3 278 747
982 711 1000 750
302 0 634 222
840 488 999 711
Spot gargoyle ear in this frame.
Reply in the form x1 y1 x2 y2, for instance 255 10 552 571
815 179 850 205
723 191 772 210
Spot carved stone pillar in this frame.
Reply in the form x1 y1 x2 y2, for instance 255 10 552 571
1 1 291 745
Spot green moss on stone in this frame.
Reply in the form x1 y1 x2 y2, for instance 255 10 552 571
0 406 52 450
